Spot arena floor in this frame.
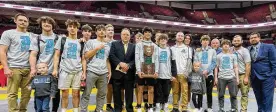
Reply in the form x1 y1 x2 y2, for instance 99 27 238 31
0 88 275 112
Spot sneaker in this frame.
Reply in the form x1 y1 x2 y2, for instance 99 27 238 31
193 108 199 112
218 108 225 112
106 105 114 112
160 103 164 111
137 108 142 112
153 103 156 111
207 108 213 112
144 103 149 110
199 108 203 112
171 108 179 112
229 109 237 112
155 103 161 112
148 108 154 112
163 103 169 112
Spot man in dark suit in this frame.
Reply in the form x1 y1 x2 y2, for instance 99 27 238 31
109 28 135 112
248 32 276 112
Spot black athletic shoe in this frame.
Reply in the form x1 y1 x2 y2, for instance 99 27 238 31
106 105 115 112
171 108 180 112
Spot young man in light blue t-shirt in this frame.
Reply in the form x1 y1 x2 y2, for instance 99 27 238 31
194 35 217 112
52 19 85 112
215 39 239 112
29 16 60 112
80 25 111 112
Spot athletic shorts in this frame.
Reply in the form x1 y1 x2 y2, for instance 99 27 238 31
137 78 156 86
58 69 82 90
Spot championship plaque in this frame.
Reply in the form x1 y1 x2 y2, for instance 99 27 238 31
141 45 155 78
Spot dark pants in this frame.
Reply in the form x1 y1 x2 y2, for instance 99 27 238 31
112 75 134 112
34 80 60 112
52 89 60 112
154 82 158 106
156 79 171 103
251 76 275 112
206 75 214 108
218 78 238 111
35 96 50 112
192 93 203 109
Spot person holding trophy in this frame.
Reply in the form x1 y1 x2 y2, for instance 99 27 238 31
135 26 159 112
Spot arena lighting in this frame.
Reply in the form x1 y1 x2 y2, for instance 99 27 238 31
1 3 276 29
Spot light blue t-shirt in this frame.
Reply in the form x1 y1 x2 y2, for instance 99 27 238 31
54 37 82 73
217 53 238 79
194 46 217 76
84 39 110 75
158 47 172 79
0 29 34 68
30 34 58 73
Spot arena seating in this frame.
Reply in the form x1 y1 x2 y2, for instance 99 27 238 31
0 1 274 24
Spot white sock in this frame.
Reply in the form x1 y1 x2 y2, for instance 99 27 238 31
61 108 67 112
73 108 79 112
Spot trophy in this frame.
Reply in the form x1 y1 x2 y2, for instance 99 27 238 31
141 45 155 78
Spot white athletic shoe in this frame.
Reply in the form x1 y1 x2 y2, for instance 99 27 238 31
137 108 142 112
193 108 199 112
148 108 154 112
155 103 161 112
163 103 169 112
207 108 213 112
198 108 204 112
61 108 67 112
73 108 80 112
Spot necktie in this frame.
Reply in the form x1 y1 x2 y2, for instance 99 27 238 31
124 44 128 54
252 47 257 61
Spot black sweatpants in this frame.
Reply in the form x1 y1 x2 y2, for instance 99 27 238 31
155 79 171 103
192 93 203 109
206 75 214 108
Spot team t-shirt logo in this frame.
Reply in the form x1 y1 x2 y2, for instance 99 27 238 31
160 51 168 63
20 36 31 52
34 77 50 83
67 43 78 59
181 49 186 53
201 51 208 64
45 39 54 55
222 56 231 69
96 48 105 59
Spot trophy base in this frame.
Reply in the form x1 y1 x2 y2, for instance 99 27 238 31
141 74 155 78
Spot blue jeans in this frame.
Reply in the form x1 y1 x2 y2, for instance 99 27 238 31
35 96 50 112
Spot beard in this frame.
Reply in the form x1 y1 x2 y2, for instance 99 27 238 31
233 43 242 47
251 41 259 45
18 25 27 29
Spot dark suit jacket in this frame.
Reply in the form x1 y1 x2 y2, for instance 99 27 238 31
109 40 135 80
248 43 276 80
